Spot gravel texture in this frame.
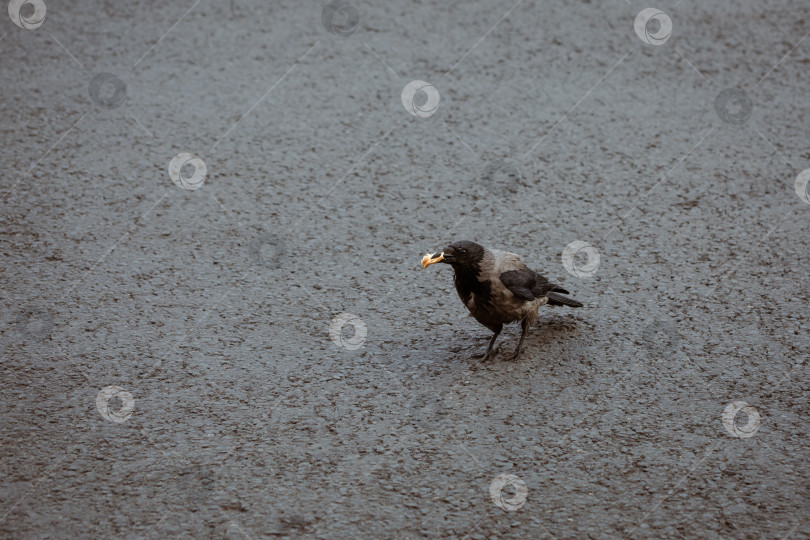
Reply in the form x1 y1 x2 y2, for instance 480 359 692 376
1 0 808 538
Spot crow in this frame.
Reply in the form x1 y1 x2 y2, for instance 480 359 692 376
421 240 583 361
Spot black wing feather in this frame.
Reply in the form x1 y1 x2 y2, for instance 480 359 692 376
498 269 536 301
532 270 569 295
500 268 578 304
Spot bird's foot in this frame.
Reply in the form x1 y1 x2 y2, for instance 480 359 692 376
481 344 501 362
508 348 523 361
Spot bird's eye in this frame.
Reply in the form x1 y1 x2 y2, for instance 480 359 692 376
461 248 467 254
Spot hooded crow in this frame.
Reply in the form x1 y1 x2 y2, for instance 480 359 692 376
422 240 583 361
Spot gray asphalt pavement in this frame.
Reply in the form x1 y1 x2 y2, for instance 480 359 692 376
1 0 809 538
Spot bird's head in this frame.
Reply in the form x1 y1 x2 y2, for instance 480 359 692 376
421 240 486 270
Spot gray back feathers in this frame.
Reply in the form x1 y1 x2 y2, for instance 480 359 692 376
480 248 526 279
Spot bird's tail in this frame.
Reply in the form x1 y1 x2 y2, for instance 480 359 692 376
547 292 583 308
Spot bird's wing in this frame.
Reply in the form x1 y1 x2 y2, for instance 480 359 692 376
498 269 537 301
531 270 569 295
493 250 571 299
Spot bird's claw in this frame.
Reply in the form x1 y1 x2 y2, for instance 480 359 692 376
481 344 502 362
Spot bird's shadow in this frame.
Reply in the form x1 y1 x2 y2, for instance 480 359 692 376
452 314 590 367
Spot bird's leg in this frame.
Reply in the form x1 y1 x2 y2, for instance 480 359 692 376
481 325 503 361
510 317 532 361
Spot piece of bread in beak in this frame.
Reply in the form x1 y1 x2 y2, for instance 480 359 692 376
421 252 444 269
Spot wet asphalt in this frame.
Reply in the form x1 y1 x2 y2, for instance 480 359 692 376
1 0 809 538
